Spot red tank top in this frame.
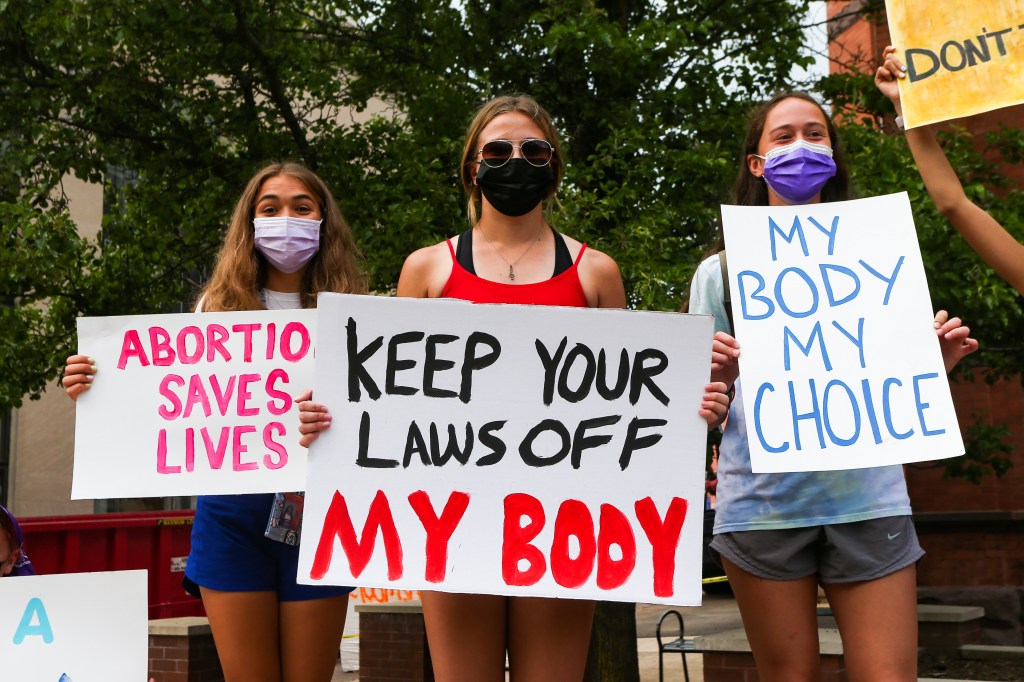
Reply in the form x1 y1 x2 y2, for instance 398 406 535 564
440 238 590 307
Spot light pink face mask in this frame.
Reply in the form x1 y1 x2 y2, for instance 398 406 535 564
253 216 321 273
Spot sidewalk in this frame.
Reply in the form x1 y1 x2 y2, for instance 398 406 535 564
331 593 1005 681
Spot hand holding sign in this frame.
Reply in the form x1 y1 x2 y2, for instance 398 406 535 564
874 45 907 117
699 381 731 428
934 310 979 372
876 40 1024 297
710 332 741 388
295 388 332 447
61 354 96 401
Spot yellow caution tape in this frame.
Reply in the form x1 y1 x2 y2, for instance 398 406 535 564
701 575 729 584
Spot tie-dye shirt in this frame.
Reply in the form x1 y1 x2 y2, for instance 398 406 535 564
689 253 912 533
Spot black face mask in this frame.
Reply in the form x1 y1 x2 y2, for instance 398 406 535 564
476 159 554 217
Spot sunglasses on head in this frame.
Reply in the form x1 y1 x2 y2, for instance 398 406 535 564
477 139 554 168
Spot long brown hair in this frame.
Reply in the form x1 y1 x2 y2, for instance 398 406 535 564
699 92 854 259
683 93 853 312
197 162 367 311
732 91 852 208
459 94 565 225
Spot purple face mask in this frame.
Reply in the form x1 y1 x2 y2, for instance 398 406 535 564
757 139 837 204
253 216 321 274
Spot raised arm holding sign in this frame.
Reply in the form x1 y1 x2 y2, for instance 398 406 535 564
687 92 977 682
877 45 1024 296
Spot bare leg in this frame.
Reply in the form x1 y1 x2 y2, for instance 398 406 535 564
200 588 281 682
823 564 918 682
422 591 508 682
722 558 821 682
280 595 350 682
507 596 595 682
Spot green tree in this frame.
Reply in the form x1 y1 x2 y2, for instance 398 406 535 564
1 0 819 409
0 3 821 678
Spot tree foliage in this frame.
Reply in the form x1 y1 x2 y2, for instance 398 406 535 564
1 7 821 675
1 0 820 408
4 0 1019 476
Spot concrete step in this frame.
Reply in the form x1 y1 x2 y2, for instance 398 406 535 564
961 643 1024 660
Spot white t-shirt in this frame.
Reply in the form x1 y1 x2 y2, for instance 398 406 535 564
261 290 301 311
195 289 302 312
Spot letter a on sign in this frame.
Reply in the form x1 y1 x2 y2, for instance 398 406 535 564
13 597 55 644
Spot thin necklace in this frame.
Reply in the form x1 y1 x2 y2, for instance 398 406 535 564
264 288 296 309
477 225 546 281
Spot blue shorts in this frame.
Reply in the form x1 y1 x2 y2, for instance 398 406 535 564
184 493 354 602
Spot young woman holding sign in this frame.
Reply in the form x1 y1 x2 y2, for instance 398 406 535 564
298 94 731 682
876 44 1024 296
63 162 366 682
688 92 978 682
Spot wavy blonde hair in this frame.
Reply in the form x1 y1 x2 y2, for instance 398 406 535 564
460 94 565 225
197 162 367 311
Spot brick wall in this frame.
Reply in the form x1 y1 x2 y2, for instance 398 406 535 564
915 523 1024 587
827 0 890 75
827 1 1024 590
908 372 1024 514
907 372 1024 587
906 372 1024 587
918 616 984 652
357 604 433 682
148 618 223 682
918 587 1024 646
702 651 848 682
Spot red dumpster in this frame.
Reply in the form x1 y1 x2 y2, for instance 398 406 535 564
18 510 204 619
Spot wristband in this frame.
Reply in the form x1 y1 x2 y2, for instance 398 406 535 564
894 114 905 131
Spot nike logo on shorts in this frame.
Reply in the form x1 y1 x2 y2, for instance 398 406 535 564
888 531 902 540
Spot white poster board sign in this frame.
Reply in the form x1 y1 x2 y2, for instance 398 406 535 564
73 309 315 498
298 294 713 605
1 570 148 681
722 192 964 473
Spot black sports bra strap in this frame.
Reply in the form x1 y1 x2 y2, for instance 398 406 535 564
551 228 573 276
456 228 477 276
457 226 573 277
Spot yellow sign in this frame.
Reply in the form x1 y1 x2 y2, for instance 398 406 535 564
885 0 1024 128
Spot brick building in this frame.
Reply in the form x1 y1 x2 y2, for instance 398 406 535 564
828 0 1023 642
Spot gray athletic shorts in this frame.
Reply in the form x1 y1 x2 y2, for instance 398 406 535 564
709 515 923 583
